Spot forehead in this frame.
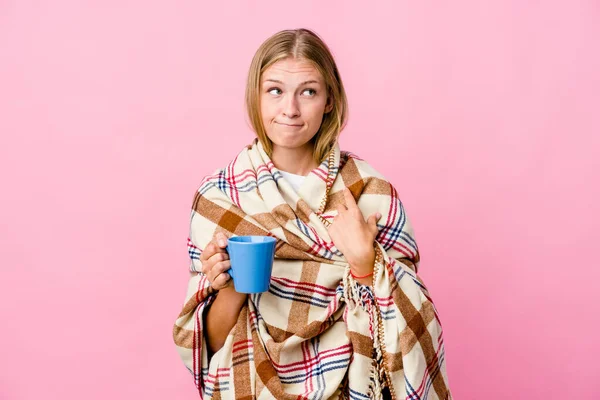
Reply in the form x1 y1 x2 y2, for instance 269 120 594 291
261 58 324 84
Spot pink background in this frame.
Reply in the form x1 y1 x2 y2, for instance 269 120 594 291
1 1 599 399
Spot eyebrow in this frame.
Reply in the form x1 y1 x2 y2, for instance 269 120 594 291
263 79 321 86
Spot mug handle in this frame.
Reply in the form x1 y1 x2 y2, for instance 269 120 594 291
225 242 234 282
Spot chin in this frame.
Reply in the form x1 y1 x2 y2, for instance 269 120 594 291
272 141 302 150
270 136 314 150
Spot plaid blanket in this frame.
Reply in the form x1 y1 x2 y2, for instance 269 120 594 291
173 139 452 399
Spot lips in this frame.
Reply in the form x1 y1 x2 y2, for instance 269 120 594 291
276 122 303 127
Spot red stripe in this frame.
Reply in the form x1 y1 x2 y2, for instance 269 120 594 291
227 161 274 180
227 155 241 206
387 185 399 237
231 169 257 182
232 339 253 353
227 158 234 205
193 292 202 397
376 296 394 306
274 346 353 374
199 161 273 189
310 167 328 182
391 241 414 259
412 341 445 396
271 343 352 371
271 276 337 296
204 370 231 384
301 340 312 395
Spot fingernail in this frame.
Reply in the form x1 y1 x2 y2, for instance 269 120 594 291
377 213 382 219
219 239 226 247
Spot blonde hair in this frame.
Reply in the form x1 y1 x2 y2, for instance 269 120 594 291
245 28 349 164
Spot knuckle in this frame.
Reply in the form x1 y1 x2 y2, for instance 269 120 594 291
206 243 215 254
220 273 230 284
214 277 224 288
200 250 208 261
218 261 229 272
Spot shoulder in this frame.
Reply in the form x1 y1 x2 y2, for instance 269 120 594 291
339 150 394 195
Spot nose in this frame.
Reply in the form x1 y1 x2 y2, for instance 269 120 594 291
282 93 300 119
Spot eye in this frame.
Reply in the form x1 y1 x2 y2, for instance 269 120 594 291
303 88 317 96
267 87 282 95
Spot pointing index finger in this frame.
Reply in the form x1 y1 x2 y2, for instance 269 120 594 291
343 187 359 212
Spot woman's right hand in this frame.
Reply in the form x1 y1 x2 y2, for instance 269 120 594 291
200 232 233 290
202 232 247 354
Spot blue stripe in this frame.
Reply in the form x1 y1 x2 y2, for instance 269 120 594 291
377 217 410 252
268 285 330 308
411 275 426 290
188 248 201 260
251 292 265 324
404 350 446 400
400 230 418 249
392 262 426 290
405 378 421 400
422 350 445 399
279 357 351 384
349 388 371 400
381 308 396 317
311 336 326 400
235 173 275 192
295 218 313 237
200 171 278 196
394 267 406 282
205 385 230 395
377 201 407 250
200 164 340 198
294 219 335 259
199 182 213 195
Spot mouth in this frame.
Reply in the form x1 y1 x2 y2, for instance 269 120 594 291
276 122 303 127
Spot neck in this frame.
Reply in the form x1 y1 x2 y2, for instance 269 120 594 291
271 142 318 176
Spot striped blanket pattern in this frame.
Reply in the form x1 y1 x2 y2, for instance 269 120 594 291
173 139 452 399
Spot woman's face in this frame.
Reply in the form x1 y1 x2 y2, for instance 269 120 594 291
260 57 333 152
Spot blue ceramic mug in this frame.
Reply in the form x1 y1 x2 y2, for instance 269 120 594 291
226 236 276 293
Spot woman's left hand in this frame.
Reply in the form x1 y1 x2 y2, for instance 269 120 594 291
327 188 381 276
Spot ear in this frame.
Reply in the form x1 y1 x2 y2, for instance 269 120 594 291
324 96 334 114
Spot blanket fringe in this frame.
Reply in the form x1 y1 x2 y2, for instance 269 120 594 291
342 246 392 400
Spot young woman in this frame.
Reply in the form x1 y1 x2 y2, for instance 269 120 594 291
173 28 452 400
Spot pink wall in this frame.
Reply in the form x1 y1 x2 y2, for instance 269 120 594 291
1 1 598 399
